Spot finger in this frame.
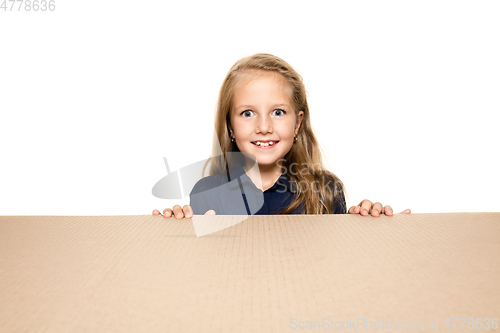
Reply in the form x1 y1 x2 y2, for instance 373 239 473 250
371 202 383 217
383 205 393 216
152 209 161 215
348 206 360 214
172 205 184 219
162 208 173 218
183 205 193 218
398 208 411 214
204 210 216 215
359 199 372 216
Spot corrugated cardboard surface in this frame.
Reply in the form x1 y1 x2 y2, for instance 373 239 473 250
1 213 499 332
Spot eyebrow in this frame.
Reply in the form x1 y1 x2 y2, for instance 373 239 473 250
235 104 290 110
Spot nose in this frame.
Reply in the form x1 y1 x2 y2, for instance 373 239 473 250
256 114 273 134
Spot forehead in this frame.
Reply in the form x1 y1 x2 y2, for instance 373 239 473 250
232 70 292 106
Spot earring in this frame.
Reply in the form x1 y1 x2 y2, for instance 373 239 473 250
231 136 236 142
293 134 298 142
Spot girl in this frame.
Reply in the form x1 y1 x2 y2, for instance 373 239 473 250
153 54 410 218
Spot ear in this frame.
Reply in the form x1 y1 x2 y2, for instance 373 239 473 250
295 111 304 133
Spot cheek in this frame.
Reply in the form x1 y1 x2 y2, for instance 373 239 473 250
232 121 248 140
279 122 296 139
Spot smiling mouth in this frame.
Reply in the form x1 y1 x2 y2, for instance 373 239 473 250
251 141 279 147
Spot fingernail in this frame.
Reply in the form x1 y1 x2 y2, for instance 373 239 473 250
373 210 379 216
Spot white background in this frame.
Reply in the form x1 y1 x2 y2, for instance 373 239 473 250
1 0 499 215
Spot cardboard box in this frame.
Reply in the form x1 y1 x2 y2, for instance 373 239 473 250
1 213 499 332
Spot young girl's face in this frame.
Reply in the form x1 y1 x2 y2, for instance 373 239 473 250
230 70 303 171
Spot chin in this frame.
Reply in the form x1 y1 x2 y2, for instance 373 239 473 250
254 156 281 167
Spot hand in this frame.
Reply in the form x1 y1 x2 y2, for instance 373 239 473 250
152 205 216 219
348 199 411 217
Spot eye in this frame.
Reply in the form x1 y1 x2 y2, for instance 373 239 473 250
241 110 254 117
272 109 286 116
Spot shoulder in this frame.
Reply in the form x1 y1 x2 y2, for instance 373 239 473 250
189 175 226 215
190 174 227 195
189 173 253 215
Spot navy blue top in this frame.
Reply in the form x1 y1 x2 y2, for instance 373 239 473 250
189 159 346 215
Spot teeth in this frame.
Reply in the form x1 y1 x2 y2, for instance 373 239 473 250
254 141 276 146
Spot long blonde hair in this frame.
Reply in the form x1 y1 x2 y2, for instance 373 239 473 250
203 53 345 214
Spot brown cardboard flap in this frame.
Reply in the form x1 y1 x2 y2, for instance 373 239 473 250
1 213 499 332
